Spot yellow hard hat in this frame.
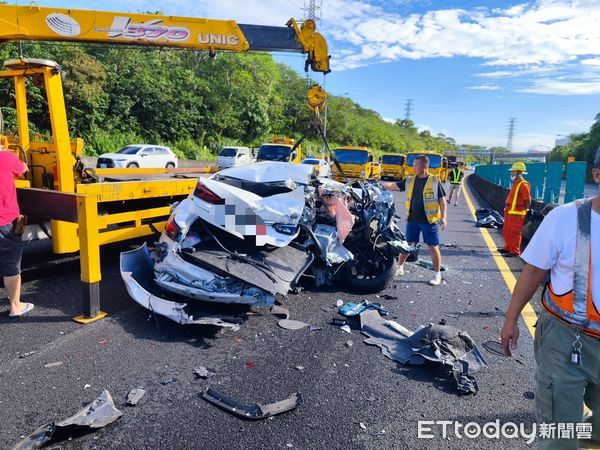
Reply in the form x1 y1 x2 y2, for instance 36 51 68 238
509 161 527 173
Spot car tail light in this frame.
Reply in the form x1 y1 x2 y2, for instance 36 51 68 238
193 182 224 204
165 216 182 241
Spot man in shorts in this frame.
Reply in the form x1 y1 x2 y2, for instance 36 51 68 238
0 144 33 316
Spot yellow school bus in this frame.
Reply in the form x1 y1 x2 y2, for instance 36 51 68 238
380 153 406 180
256 138 302 164
404 151 445 179
331 146 380 181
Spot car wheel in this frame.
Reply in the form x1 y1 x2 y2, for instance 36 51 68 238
126 162 139 168
166 162 176 169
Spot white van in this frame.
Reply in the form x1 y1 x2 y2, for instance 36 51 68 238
216 146 256 169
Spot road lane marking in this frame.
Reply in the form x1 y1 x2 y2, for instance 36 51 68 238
462 178 538 338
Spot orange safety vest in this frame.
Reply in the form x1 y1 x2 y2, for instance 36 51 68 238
506 180 529 216
542 199 600 338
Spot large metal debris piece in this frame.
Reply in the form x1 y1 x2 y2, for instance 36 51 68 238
12 390 123 450
359 310 488 395
202 387 303 420
125 388 146 406
120 244 244 329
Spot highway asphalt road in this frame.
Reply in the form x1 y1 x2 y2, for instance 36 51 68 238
0 178 539 449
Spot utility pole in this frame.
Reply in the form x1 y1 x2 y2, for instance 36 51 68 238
303 0 322 23
506 117 517 152
404 99 413 120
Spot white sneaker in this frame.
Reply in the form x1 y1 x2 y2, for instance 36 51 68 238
396 264 405 277
429 274 442 286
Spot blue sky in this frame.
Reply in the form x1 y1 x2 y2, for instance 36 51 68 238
34 0 600 151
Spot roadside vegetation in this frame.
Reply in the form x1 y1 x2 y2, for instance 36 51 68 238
0 42 459 160
548 113 600 180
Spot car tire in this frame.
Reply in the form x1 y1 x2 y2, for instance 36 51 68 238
166 162 176 169
345 251 398 293
126 162 139 168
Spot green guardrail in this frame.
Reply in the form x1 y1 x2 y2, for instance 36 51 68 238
475 160 588 205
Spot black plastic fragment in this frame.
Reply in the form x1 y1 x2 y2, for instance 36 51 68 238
202 387 303 420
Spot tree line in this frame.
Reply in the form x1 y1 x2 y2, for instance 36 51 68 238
549 114 600 180
0 41 459 160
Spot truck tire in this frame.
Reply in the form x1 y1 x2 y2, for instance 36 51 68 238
345 253 398 294
126 162 139 168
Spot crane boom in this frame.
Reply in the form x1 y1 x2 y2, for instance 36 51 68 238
0 4 330 73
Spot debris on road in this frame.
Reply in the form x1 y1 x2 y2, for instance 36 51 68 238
345 340 353 347
336 299 344 307
360 422 367 430
278 319 308 330
246 361 256 369
43 361 63 369
413 258 447 272
126 388 146 406
339 301 389 317
202 387 303 420
161 377 178 385
475 208 504 228
331 318 347 327
379 294 398 300
309 325 322 332
193 366 217 379
270 305 290 319
340 325 352 334
360 310 488 395
13 390 123 449
482 340 508 357
18 351 35 359
444 313 460 318
295 366 304 371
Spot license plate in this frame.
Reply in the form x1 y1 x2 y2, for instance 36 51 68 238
99 164 107 168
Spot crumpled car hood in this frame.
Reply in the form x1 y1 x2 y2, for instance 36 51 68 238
216 161 313 184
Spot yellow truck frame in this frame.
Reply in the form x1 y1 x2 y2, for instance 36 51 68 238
380 153 406 180
0 4 330 322
331 146 380 182
256 137 302 164
404 151 445 180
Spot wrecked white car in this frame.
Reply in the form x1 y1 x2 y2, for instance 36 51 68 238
120 162 412 326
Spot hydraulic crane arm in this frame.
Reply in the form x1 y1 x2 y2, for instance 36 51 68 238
0 4 330 73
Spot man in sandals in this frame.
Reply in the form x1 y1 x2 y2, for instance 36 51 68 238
0 144 34 317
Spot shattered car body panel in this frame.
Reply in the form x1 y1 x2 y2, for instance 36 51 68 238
120 161 413 317
359 310 488 395
13 390 123 450
120 244 245 329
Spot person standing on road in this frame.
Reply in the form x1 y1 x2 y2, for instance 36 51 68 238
0 144 33 317
501 162 531 257
382 155 447 286
447 163 464 206
500 149 600 450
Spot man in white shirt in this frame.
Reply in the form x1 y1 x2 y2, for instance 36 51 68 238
501 149 600 449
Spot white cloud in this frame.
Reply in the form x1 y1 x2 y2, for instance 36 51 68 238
382 116 395 123
519 78 600 95
476 71 515 78
581 58 600 66
467 85 501 91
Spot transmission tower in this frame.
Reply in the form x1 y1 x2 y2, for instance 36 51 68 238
404 99 413 120
303 0 323 22
506 117 517 151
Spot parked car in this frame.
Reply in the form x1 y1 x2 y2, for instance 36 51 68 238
301 157 330 177
216 146 257 169
96 145 178 169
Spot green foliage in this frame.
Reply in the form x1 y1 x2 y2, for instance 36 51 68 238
549 114 600 180
0 42 457 159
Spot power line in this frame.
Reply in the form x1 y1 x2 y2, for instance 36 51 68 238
506 117 517 152
404 99 413 120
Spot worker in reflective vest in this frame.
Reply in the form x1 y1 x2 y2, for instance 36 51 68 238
447 164 464 206
501 149 600 450
501 162 531 257
381 154 447 286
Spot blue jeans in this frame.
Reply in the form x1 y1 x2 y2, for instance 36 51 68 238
406 221 440 246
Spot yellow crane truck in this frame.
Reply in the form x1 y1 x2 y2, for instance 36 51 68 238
331 146 380 182
0 4 330 322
